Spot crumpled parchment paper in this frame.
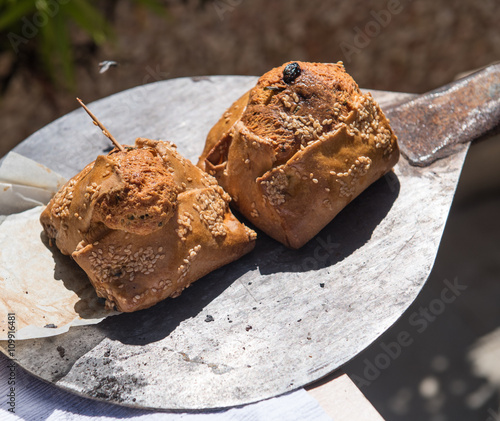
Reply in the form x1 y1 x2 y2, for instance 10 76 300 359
0 152 116 340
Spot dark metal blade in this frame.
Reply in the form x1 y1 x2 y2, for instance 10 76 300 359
385 64 500 167
2 79 470 410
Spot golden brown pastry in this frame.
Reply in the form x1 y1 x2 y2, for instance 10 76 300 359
41 138 256 312
199 61 399 249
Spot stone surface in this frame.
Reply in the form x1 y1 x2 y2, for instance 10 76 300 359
0 76 469 409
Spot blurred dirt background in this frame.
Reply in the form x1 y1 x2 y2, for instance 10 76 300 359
1 1 500 420
0 0 499 157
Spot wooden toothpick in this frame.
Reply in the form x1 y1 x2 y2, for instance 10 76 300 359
76 98 125 152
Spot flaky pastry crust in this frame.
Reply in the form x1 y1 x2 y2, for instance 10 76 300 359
41 138 256 312
199 61 399 248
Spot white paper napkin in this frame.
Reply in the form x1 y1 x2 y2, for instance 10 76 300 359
0 152 67 216
0 155 115 341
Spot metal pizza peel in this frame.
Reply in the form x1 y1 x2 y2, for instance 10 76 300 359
1 64 499 410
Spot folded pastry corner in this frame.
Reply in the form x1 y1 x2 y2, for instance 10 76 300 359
199 61 399 249
41 138 256 312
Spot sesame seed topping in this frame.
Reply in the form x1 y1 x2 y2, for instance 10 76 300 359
176 211 195 241
194 188 227 237
87 242 165 285
261 169 288 207
176 245 201 285
335 156 372 197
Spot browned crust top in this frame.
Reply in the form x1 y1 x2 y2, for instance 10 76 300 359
241 61 360 165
